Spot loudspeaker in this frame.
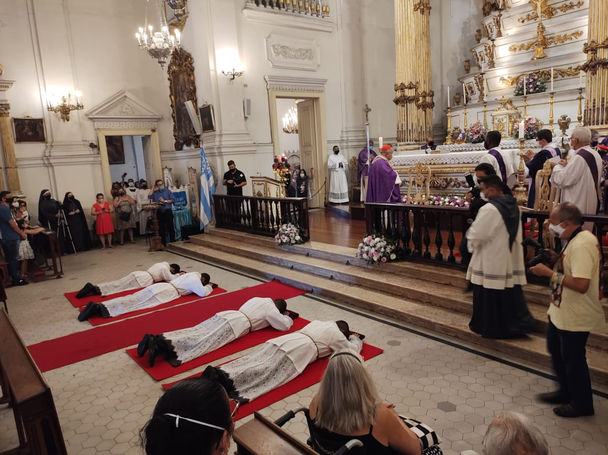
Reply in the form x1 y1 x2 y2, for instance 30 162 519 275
243 98 252 118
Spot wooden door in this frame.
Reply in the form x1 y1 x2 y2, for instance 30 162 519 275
297 99 322 208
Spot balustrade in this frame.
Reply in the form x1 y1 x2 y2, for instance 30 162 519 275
246 0 330 17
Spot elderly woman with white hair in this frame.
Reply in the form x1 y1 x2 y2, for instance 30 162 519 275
308 350 442 455
482 412 549 455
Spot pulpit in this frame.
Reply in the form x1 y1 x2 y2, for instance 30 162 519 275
251 176 286 198
142 203 163 251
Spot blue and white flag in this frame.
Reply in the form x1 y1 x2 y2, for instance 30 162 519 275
200 147 215 230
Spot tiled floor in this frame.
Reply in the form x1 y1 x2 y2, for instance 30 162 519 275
1 240 607 455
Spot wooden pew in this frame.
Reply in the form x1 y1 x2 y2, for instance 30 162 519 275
0 309 67 455
234 411 317 455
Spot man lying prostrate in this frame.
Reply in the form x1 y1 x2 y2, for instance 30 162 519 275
137 297 300 367
78 272 217 322
76 262 182 298
202 320 364 404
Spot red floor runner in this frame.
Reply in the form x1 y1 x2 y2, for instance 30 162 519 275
126 318 310 381
28 281 306 372
162 343 383 421
65 288 142 308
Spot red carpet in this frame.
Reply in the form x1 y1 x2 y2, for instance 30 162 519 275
126 318 310 381
65 288 142 308
28 281 306 372
85 288 226 326
162 343 383 421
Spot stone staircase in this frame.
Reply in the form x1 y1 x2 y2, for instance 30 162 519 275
167 229 608 391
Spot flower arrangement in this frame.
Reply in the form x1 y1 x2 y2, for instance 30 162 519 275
464 121 487 144
401 194 470 208
274 223 305 246
272 155 290 172
514 73 546 96
356 235 398 264
512 116 543 140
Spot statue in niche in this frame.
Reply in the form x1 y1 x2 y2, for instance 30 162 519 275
168 48 200 151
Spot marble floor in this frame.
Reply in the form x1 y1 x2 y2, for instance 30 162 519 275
1 240 607 455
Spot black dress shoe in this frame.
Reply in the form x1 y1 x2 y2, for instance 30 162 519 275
137 334 151 358
148 337 159 367
537 391 569 405
553 404 594 418
12 279 28 286
76 282 96 299
77 302 100 321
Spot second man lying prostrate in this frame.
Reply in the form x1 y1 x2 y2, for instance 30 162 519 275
77 272 217 321
137 297 300 367
76 261 182 298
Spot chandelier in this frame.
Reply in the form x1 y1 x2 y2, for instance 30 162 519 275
46 88 83 122
135 0 181 68
282 106 298 134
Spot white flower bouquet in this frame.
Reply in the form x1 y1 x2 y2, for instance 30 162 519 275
356 235 398 264
274 223 305 246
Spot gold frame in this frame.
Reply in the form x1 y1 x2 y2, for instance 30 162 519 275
168 48 200 151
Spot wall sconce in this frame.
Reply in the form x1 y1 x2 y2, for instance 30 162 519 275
216 48 245 81
46 87 83 121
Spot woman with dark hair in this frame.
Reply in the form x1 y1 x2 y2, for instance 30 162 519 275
91 193 114 248
141 378 234 455
38 189 61 231
62 192 91 252
296 168 310 198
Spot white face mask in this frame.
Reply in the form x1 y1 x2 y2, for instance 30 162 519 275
480 191 488 201
299 173 305 178
12 201 19 208
549 223 566 238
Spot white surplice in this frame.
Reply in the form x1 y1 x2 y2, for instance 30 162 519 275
102 272 212 317
167 297 294 364
478 148 516 187
135 188 152 235
551 146 602 216
466 203 526 290
98 262 177 296
219 320 363 402
328 153 349 203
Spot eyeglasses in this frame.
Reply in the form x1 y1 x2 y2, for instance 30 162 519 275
230 400 240 418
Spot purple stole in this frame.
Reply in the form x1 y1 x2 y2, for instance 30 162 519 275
577 148 600 213
544 145 560 158
488 149 507 182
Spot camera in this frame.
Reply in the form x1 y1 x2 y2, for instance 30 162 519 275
522 237 552 267
465 173 481 198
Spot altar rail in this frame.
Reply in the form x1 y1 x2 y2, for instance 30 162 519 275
214 195 309 239
365 203 608 272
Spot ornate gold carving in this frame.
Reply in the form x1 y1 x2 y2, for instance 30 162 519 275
558 114 571 136
484 41 495 68
0 64 3 76
582 38 608 75
499 66 581 86
491 96 521 137
0 102 10 117
405 162 431 204
518 0 584 23
508 30 583 53
168 48 200 151
413 1 431 14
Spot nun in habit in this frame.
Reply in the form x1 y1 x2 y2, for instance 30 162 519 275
62 192 91 253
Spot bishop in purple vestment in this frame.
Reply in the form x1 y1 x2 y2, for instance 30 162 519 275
366 145 401 203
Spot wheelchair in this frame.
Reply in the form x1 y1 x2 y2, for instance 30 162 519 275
274 407 443 455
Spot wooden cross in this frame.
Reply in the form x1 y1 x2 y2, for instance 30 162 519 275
364 104 371 123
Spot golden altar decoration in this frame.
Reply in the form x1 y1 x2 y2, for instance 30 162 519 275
251 176 286 198
491 97 521 138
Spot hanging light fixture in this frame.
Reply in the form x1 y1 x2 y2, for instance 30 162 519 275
282 106 298 134
135 0 181 68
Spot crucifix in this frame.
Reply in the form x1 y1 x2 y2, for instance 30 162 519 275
363 104 372 202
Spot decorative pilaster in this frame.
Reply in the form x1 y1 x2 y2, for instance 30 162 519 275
582 0 608 134
393 0 433 145
0 77 18 192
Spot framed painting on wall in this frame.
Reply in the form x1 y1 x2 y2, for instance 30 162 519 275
105 136 125 165
168 48 200 151
12 118 45 142
199 104 216 132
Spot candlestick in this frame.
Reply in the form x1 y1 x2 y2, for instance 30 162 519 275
537 0 542 19
483 101 488 129
514 140 528 206
549 92 555 135
577 87 583 126
550 67 554 92
464 105 468 128
447 86 450 108
463 83 467 105
523 95 528 117
523 76 527 96
519 120 525 140
445 107 453 145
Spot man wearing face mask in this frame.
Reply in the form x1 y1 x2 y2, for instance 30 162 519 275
327 145 349 204
478 131 516 188
420 136 437 154
524 129 561 208
0 191 28 286
590 129 599 150
149 179 175 245
530 202 606 417
466 175 534 339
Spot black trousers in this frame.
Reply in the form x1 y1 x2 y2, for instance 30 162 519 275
157 208 175 246
547 319 594 413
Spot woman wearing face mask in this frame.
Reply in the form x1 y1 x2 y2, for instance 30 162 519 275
113 188 137 245
92 193 114 248
62 192 91 253
296 168 311 199
38 189 61 231
136 180 151 235
13 202 44 281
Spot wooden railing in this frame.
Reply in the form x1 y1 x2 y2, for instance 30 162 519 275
214 195 309 239
365 203 608 272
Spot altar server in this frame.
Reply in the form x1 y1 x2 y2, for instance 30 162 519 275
137 297 298 367
76 262 181 298
203 320 363 403
550 127 602 223
328 145 349 203
466 175 534 338
358 140 377 201
479 130 516 187
366 144 401 203
525 129 561 208
77 272 216 321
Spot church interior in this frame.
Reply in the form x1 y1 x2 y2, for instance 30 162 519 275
1 0 608 454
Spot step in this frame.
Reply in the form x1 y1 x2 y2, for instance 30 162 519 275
167 241 608 389
197 230 552 306
187 234 608 352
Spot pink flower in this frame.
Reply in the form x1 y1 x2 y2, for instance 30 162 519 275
381 257 387 262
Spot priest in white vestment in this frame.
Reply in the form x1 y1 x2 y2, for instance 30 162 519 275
203 320 363 403
478 130 516 187
135 184 152 235
550 127 602 228
137 297 297 367
328 145 349 203
77 272 216 321
76 261 181 298
466 175 534 338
